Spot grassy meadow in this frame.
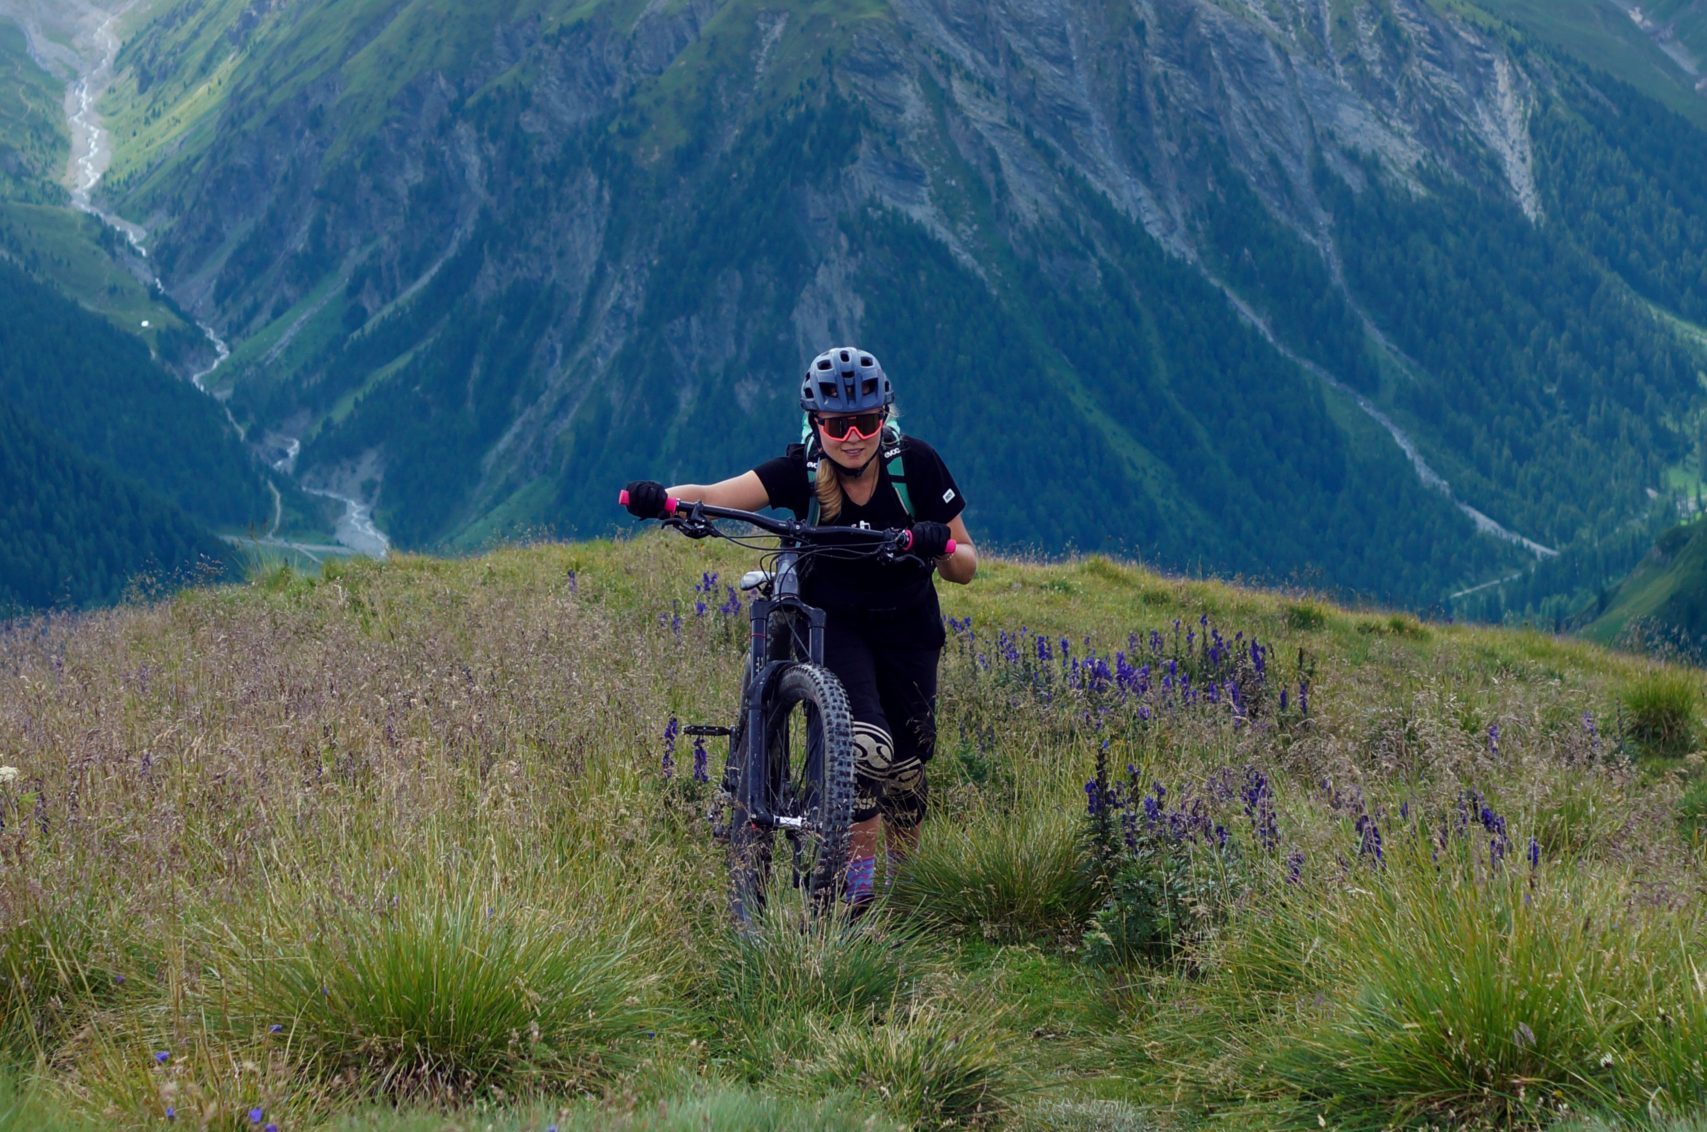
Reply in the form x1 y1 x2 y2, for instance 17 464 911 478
2 533 1706 1130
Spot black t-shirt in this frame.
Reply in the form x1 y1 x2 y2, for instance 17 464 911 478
752 434 966 647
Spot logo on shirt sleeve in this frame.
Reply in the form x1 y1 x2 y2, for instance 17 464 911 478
942 488 956 504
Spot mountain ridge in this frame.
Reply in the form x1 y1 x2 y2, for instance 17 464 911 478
0 0 1690 617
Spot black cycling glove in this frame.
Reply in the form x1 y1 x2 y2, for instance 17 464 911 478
622 480 669 519
909 520 953 560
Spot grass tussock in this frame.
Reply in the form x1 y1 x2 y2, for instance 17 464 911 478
811 1001 1017 1128
212 879 661 1101
888 805 1096 944
709 904 930 1081
0 896 145 1061
1621 668 1700 758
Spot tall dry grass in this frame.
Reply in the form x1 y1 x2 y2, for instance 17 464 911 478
0 537 1702 1128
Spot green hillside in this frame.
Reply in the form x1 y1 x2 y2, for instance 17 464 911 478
1462 0 1707 128
0 396 233 611
1 538 1704 1128
1583 518 1707 655
0 256 273 532
0 17 67 204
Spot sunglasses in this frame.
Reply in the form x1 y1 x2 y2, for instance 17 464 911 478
816 412 886 441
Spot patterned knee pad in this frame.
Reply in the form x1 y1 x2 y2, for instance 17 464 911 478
851 721 927 825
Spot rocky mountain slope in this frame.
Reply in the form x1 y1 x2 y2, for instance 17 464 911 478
39 0 1707 611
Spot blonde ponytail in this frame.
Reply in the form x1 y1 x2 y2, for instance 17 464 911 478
814 457 844 523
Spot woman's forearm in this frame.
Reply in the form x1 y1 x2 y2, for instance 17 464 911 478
939 541 977 584
664 471 770 510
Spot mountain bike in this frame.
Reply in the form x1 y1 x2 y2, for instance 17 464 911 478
618 491 953 929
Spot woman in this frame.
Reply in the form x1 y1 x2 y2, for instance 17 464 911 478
622 345 977 909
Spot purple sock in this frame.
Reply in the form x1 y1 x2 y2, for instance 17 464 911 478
844 855 876 903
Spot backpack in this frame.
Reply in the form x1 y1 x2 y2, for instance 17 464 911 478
803 425 914 527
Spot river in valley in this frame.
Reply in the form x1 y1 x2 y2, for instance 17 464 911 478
57 3 389 559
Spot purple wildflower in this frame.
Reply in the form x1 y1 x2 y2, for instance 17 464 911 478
154 1050 169 1064
249 1109 264 1125
662 717 679 779
1488 723 1500 755
692 736 709 783
1286 850 1304 884
1356 813 1384 865
1528 837 1540 870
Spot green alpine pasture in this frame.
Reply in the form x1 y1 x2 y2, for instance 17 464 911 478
0 17 68 205
1455 0 1707 130
2 535 1705 1129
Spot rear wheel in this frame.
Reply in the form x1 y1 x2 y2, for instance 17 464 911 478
727 662 855 930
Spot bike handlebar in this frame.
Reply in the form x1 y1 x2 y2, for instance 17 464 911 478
617 490 955 557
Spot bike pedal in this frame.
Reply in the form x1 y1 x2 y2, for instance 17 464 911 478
684 724 733 736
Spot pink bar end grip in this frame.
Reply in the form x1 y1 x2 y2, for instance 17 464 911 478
617 489 679 516
901 531 956 557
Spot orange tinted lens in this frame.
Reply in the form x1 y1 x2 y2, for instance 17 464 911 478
823 413 883 440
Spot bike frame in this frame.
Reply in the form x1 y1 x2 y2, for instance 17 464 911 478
658 499 929 835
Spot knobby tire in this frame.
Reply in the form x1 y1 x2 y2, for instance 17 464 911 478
727 662 855 930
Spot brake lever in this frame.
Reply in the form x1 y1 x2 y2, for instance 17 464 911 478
655 500 707 539
667 516 716 540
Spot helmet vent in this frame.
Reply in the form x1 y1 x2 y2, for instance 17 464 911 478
819 381 839 399
839 349 851 362
816 359 833 370
860 355 874 366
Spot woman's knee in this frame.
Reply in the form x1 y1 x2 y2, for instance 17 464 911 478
851 720 928 826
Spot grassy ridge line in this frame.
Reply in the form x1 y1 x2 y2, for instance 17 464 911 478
0 535 1701 1129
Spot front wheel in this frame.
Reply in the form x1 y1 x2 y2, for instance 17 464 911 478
728 662 855 929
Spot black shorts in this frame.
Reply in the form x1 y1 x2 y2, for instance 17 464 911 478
821 614 940 827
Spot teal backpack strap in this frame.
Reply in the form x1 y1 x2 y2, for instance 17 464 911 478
883 426 913 518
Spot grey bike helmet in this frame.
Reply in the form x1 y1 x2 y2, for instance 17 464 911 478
800 346 893 414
